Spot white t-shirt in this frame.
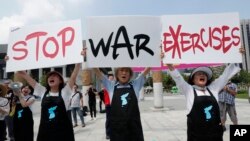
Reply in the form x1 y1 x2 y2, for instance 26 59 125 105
168 64 240 114
70 92 82 108
34 83 72 110
0 97 10 120
23 95 36 113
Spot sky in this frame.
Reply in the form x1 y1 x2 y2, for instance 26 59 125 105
1 0 250 44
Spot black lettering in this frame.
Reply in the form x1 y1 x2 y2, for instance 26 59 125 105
88 32 114 57
134 34 153 57
112 26 134 60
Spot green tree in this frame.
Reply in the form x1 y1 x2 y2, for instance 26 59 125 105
39 73 47 86
144 76 153 87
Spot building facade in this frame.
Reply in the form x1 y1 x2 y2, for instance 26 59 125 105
240 19 250 72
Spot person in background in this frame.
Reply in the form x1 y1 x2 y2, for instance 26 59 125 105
86 83 97 120
2 79 15 141
98 88 105 113
0 84 10 141
218 80 238 131
13 84 35 141
66 90 73 127
70 84 85 127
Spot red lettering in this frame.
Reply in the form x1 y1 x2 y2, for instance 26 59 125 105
12 41 28 60
26 32 47 61
200 28 210 47
231 27 240 46
180 32 191 52
11 26 75 62
211 27 222 50
162 25 240 59
221 26 232 53
163 25 182 58
190 33 204 53
43 37 59 58
57 27 75 57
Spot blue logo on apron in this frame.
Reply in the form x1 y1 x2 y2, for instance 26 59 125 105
18 109 23 118
48 106 57 120
120 93 129 107
204 105 213 121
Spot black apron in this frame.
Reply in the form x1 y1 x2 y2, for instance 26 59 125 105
13 97 34 141
187 88 223 141
110 83 144 141
37 92 75 141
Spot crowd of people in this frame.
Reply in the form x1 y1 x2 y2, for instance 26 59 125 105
0 47 246 141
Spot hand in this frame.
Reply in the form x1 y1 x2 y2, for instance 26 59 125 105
81 48 87 57
4 55 9 61
15 71 27 77
239 47 245 54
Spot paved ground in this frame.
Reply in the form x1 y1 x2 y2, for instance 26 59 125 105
25 93 250 141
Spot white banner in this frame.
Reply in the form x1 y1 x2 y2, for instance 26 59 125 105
161 12 241 64
86 16 162 68
6 19 83 72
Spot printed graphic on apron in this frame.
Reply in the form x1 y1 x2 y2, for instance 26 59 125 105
120 93 129 107
204 105 213 121
48 106 57 120
18 109 23 118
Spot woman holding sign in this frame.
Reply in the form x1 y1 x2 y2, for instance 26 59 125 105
12 63 81 141
94 67 150 141
164 48 244 141
15 65 80 141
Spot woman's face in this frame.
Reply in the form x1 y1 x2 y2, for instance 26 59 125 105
192 71 208 87
21 86 31 96
47 74 62 88
117 68 131 84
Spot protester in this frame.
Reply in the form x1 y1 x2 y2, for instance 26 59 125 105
93 67 150 141
2 79 15 141
164 47 244 141
0 84 10 141
86 83 97 120
166 63 241 141
14 63 80 141
13 84 35 141
218 80 238 131
70 84 85 127
98 88 105 113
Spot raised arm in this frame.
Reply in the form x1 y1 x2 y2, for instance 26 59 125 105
18 94 35 108
15 71 37 88
93 68 104 80
68 63 81 89
142 67 151 77
167 64 175 71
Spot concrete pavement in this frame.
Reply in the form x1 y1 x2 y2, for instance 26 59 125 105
30 93 250 141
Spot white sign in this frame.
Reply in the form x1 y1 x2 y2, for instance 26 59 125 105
6 20 83 72
86 16 162 68
161 12 241 64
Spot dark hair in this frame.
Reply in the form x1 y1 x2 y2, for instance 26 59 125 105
45 71 65 92
21 85 34 95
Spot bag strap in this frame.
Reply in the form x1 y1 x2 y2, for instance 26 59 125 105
71 92 79 99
